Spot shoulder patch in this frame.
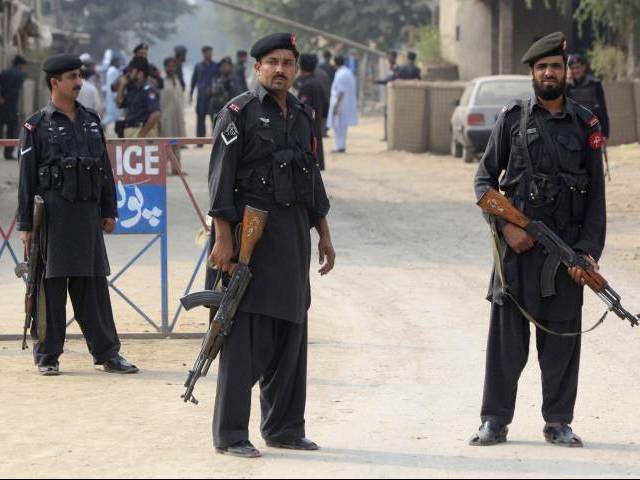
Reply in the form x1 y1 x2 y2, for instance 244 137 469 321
588 131 605 150
23 110 44 132
225 91 257 115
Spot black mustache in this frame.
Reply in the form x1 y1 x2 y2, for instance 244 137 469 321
274 75 287 80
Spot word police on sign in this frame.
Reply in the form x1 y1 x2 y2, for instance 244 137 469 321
107 141 167 235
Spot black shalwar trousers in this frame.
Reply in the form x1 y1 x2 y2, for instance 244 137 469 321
480 300 582 426
212 311 308 448
32 276 121 366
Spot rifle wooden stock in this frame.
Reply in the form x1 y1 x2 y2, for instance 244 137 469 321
238 206 268 265
478 189 612 295
477 188 529 229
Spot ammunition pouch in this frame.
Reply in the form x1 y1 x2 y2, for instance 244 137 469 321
39 156 103 203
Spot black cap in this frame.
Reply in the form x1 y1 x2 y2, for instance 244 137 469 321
42 54 82 75
174 45 187 56
127 56 149 74
250 32 299 60
219 56 233 66
568 53 587 66
299 53 317 72
521 32 567 66
133 43 149 54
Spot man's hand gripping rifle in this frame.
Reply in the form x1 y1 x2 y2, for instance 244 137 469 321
478 188 639 328
179 206 268 404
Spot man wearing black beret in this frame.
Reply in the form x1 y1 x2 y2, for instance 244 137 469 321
206 32 335 458
16 54 138 375
470 32 606 447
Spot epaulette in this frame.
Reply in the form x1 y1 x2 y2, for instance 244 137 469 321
570 98 600 129
226 91 257 114
500 99 522 114
22 110 45 133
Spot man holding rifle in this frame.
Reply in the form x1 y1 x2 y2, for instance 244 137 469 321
206 33 335 458
16 54 138 376
471 33 606 447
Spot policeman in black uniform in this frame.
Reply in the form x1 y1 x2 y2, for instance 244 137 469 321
207 33 336 458
470 33 606 447
295 53 327 170
116 57 161 138
17 54 138 376
208 56 241 116
566 53 610 140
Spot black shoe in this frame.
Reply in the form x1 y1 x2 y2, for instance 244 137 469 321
37 364 60 376
266 437 319 451
101 355 139 374
469 421 508 446
216 440 261 458
331 149 346 154
543 424 583 448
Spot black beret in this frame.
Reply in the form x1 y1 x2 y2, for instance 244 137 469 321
128 56 149 74
522 32 567 65
299 53 318 72
250 32 299 60
42 54 82 75
133 43 148 54
174 45 187 56
568 53 587 66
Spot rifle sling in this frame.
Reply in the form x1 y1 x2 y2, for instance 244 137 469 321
490 222 607 337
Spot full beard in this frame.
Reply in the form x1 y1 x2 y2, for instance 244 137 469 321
533 77 566 101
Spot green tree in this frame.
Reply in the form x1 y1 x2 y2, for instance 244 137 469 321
59 0 195 56
241 0 433 52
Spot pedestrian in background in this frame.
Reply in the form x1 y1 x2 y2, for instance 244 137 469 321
116 57 161 138
0 55 28 160
209 56 241 117
296 53 327 169
327 55 358 154
190 45 219 142
160 56 186 174
102 54 124 136
398 51 421 80
77 64 103 114
234 49 249 93
174 45 188 91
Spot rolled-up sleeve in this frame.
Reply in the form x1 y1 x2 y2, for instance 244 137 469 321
208 109 242 222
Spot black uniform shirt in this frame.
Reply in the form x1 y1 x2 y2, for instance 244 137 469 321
475 95 606 318
17 101 117 277
397 63 421 80
208 83 330 323
119 80 160 127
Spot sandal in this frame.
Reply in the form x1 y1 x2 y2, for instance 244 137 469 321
543 424 583 448
469 421 508 446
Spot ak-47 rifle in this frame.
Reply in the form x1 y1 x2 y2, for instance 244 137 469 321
179 205 268 404
478 188 639 329
14 196 47 350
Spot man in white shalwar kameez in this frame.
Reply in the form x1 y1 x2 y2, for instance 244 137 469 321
327 55 358 153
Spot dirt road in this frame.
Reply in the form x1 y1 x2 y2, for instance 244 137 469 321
1 116 639 478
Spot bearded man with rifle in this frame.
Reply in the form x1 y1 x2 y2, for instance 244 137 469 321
471 33 608 448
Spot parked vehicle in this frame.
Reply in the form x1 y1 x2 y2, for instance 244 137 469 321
450 75 533 162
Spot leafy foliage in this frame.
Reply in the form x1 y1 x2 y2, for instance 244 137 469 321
241 0 433 52
59 0 195 56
